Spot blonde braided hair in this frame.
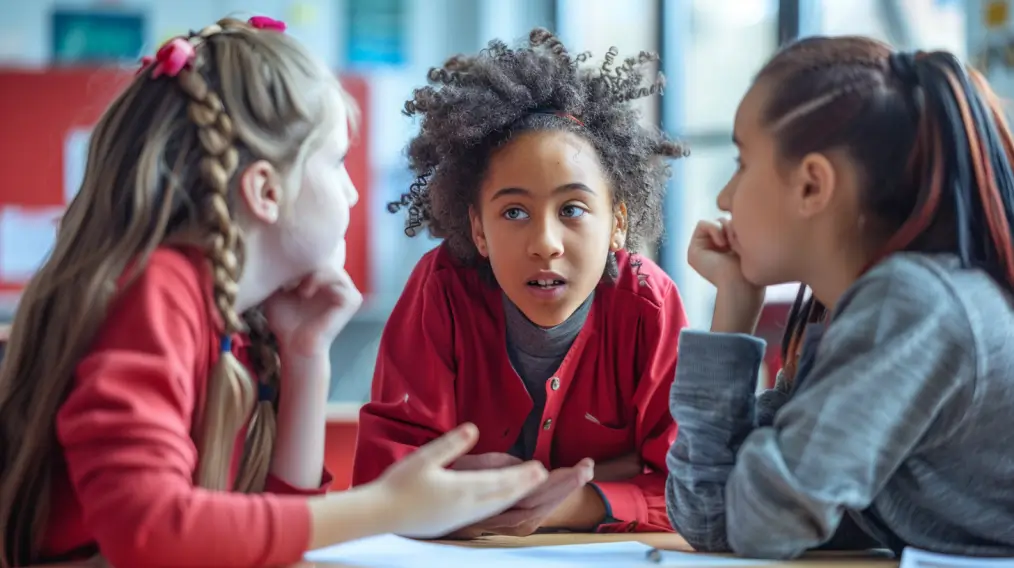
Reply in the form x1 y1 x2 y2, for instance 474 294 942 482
0 15 346 564
172 21 280 493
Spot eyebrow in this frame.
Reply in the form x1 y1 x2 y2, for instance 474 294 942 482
490 183 596 201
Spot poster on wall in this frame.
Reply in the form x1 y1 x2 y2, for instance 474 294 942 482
51 9 146 64
346 0 407 67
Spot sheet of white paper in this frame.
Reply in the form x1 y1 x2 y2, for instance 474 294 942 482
305 534 775 567
900 547 1014 568
0 206 62 282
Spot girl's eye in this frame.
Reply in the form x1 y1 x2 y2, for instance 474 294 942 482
734 156 744 171
503 207 529 220
561 205 586 218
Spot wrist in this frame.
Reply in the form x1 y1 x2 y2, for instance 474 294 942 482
358 481 400 534
543 485 605 530
307 483 398 549
711 284 765 335
280 352 331 392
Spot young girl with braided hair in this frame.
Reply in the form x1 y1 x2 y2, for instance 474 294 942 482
667 36 1014 559
353 29 689 537
0 16 547 568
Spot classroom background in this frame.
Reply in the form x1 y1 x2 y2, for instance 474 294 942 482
0 0 1008 490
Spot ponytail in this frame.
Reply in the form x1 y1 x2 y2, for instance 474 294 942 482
758 39 1014 383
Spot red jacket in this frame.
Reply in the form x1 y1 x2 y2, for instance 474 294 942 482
41 248 330 568
352 244 687 532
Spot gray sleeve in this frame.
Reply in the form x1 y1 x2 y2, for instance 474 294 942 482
665 330 766 552
689 262 974 560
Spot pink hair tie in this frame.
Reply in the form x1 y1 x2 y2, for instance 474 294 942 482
150 38 195 79
248 16 287 32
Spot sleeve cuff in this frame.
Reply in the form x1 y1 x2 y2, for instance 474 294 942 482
263 467 334 495
676 330 766 387
671 330 765 447
588 482 617 525
588 481 646 526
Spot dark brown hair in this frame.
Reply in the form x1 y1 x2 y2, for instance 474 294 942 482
756 36 1014 381
388 28 688 263
0 18 351 566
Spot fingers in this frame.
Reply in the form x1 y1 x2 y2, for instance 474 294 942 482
692 219 733 253
514 459 594 509
692 219 721 238
478 506 545 534
462 461 549 503
454 452 524 471
409 423 480 468
293 267 360 301
513 474 577 510
717 217 734 247
704 220 728 248
479 453 524 469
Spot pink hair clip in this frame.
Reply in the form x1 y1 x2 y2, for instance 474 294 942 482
148 38 196 79
136 55 155 75
248 16 286 32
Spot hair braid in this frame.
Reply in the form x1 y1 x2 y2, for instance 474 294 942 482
0 13 348 565
175 31 261 492
235 308 281 492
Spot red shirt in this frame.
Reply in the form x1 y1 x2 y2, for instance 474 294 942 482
41 248 330 568
352 244 687 532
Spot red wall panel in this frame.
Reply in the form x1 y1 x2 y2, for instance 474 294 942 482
0 68 372 297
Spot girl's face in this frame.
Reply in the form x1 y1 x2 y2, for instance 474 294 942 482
240 97 358 286
471 130 626 327
718 83 836 287
281 99 358 273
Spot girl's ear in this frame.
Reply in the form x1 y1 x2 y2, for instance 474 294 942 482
237 160 283 224
469 205 489 257
610 202 628 252
792 152 837 219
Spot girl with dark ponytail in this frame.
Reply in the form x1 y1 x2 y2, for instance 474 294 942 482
666 36 1014 559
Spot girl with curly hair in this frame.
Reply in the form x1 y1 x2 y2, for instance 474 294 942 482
353 28 689 537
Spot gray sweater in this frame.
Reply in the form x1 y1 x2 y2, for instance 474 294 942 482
666 253 1014 559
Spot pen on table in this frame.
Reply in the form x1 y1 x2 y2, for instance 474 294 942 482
646 547 662 563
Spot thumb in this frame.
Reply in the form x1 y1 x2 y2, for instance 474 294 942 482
408 423 480 468
575 457 595 482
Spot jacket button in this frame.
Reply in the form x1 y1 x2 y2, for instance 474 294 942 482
542 418 553 430
549 377 561 390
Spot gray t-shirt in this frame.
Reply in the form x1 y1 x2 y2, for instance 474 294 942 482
666 252 1014 559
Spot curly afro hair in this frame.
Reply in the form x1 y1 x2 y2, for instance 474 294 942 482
388 27 689 264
